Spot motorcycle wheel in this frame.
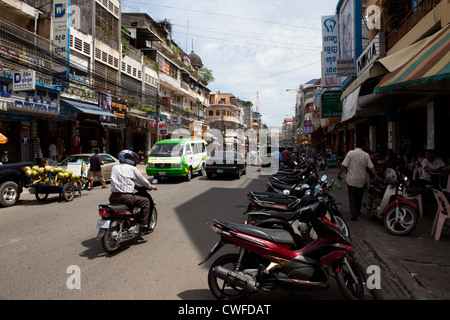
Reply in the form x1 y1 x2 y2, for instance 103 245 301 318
384 204 417 236
102 220 121 254
335 255 364 300
207 253 252 300
333 216 350 238
146 207 158 233
366 194 377 219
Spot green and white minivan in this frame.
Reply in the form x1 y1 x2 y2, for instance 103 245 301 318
146 138 207 181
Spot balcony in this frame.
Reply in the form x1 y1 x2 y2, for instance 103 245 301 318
385 0 442 50
0 18 54 86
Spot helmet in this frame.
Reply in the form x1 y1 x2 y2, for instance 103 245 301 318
119 150 139 166
306 158 316 168
385 168 399 186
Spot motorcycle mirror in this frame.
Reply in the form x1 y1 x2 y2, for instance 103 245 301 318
321 175 327 182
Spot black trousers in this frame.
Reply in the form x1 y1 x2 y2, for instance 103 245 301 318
348 185 365 217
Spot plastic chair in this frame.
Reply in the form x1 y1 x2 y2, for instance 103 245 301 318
431 189 450 240
442 176 450 195
412 167 423 180
405 167 424 217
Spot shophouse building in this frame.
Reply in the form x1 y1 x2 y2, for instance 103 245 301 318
0 0 214 164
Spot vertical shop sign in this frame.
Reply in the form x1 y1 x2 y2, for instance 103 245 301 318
322 15 339 87
53 0 70 87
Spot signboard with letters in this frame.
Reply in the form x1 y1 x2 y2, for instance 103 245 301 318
52 0 70 87
13 70 36 91
321 90 342 119
0 80 59 115
322 15 339 87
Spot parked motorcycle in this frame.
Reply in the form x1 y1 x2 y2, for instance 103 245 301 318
96 180 158 253
199 200 364 300
247 175 350 239
364 168 418 236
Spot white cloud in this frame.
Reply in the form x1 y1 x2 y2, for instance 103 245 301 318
123 0 337 128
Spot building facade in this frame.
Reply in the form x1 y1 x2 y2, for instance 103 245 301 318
0 0 217 164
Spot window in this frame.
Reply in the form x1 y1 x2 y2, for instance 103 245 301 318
101 155 115 164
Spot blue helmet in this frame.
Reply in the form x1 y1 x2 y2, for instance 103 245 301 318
119 150 139 166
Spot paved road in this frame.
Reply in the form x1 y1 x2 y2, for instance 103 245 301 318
0 165 367 300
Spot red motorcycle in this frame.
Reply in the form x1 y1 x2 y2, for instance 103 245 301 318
199 201 364 300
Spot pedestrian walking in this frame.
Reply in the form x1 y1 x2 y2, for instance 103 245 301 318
337 142 382 221
89 148 107 188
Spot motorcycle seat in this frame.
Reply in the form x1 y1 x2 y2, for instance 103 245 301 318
255 196 298 206
270 182 295 191
105 203 130 211
221 221 295 246
248 210 297 220
250 191 296 200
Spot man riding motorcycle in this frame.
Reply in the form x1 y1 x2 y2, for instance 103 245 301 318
109 150 157 230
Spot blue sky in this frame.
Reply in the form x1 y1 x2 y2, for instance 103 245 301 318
122 0 339 129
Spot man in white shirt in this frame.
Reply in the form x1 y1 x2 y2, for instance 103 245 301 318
337 142 382 221
419 149 446 184
109 150 157 229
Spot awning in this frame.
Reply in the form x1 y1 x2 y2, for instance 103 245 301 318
341 86 360 122
61 100 118 117
375 24 450 93
0 133 8 144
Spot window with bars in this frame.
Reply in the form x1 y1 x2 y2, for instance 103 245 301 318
95 2 119 50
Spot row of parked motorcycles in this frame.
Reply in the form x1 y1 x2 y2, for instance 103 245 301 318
200 159 365 300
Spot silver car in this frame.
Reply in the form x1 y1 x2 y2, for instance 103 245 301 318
58 153 119 181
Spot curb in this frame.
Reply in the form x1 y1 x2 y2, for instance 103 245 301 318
353 239 412 300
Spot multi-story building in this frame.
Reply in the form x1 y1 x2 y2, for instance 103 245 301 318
207 92 244 133
281 118 293 147
334 0 450 161
0 0 214 164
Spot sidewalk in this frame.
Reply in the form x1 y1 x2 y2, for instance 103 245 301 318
323 166 450 300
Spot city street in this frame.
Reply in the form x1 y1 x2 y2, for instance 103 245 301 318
0 165 360 300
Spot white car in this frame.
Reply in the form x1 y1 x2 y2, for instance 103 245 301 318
58 153 119 180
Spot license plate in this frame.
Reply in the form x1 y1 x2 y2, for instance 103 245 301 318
96 219 111 229
216 169 223 173
159 171 166 175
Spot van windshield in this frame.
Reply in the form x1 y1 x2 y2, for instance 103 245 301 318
149 143 184 157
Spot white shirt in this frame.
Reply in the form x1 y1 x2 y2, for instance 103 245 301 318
110 163 153 193
341 148 374 188
420 157 446 182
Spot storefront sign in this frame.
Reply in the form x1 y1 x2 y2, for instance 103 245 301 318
13 70 36 91
356 33 384 76
159 128 168 136
99 92 126 127
52 0 70 87
337 59 355 77
171 115 181 125
322 15 339 87
0 81 59 115
304 120 313 133
321 90 342 119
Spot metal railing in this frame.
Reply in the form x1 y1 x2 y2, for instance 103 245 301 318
386 0 442 50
